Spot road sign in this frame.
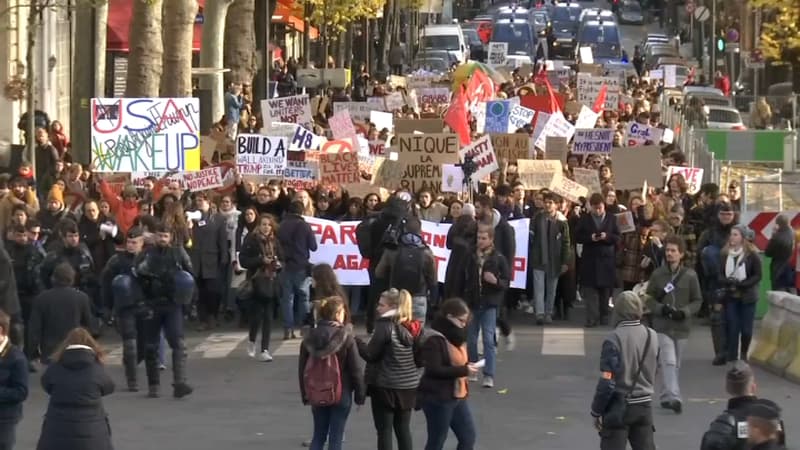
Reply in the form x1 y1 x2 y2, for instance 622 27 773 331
747 49 766 69
686 1 695 13
693 5 710 22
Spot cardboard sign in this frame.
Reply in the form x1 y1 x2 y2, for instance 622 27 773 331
131 172 184 189
545 136 569 162
283 159 319 190
418 88 451 105
319 150 360 185
611 146 663 190
508 104 536 132
371 154 404 190
516 159 563 190
573 167 603 195
441 164 465 193
485 100 512 133
550 175 588 204
488 42 508 67
649 69 664 80
329 110 358 141
490 133 530 161
368 140 387 156
370 111 394 132
472 102 487 134
534 113 575 150
333 102 373 122
664 65 677 88
263 94 313 127
576 73 620 110
290 125 325 151
625 122 664 147
389 75 407 88
90 98 201 172
182 166 224 192
616 211 636 233
395 118 443 134
235 134 288 176
396 134 460 193
573 128 614 153
458 135 498 186
574 106 600 129
385 92 405 111
665 166 704 194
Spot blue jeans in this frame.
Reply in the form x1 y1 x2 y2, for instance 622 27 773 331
467 305 497 377
280 270 311 329
421 399 476 450
310 391 352 450
533 269 560 317
725 300 756 361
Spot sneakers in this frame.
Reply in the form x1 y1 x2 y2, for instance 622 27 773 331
544 314 553 324
173 382 193 399
283 329 292 340
257 350 274 362
247 341 257 358
482 376 494 388
468 373 479 382
503 332 515 351
536 315 544 326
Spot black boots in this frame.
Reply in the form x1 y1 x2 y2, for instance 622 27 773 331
171 340 193 398
122 339 139 392
710 309 727 365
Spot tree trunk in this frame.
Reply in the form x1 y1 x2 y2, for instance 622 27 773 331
94 1 109 96
224 0 257 85
377 0 393 71
25 1 37 165
126 0 164 97
199 0 235 121
344 26 353 69
161 0 198 97
303 3 311 67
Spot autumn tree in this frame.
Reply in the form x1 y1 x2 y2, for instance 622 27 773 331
749 0 800 64
224 0 258 86
307 0 384 66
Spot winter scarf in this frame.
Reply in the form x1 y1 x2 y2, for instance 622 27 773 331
725 247 748 281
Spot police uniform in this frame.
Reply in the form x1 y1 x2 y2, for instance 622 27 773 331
133 244 195 398
40 242 99 313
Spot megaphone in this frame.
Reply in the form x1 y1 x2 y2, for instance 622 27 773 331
99 222 118 238
185 210 202 222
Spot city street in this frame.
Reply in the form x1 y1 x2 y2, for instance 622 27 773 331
12 308 800 449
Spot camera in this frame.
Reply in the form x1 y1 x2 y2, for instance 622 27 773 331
458 155 478 180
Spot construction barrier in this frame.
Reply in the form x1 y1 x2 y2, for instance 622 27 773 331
750 290 800 383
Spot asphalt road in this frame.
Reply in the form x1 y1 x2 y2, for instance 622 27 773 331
12 307 800 450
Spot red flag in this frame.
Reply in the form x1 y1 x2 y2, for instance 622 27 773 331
592 84 607 114
542 76 561 114
466 69 494 104
445 87 472 146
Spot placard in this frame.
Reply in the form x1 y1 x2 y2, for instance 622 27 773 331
665 166 704 194
574 106 600 129
371 154 404 189
290 125 325 151
490 133 530 161
396 134 459 193
458 135 498 186
545 136 568 162
488 42 508 67
90 98 201 172
329 110 358 141
283 159 319 190
235 134 288 176
611 146 663 190
131 172 185 189
333 102 373 122
649 69 663 80
573 128 614 153
319 150 360 185
534 113 575 150
263 94 313 127
616 211 636 234
664 65 677 88
385 92 406 111
395 118 443 134
516 159 563 190
471 102 487 134
625 122 664 147
508 104 536 132
182 166 224 192
573 167 603 195
368 140 387 156
576 73 620 110
370 111 394 131
418 88 451 105
550 175 588 204
485 100 511 133
441 164 466 193
579 46 594 64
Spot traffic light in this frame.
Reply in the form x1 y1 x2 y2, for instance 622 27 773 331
716 37 725 52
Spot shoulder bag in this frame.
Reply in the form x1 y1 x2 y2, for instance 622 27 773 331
603 327 652 429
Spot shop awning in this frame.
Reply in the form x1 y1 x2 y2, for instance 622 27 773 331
107 0 206 52
272 0 319 39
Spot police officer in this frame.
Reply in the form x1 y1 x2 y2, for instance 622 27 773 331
101 226 146 392
5 224 43 369
746 400 786 449
133 221 194 398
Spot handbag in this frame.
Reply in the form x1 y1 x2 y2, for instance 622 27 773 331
602 327 652 429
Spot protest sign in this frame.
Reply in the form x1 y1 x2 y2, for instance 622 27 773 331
389 75 407 88
488 42 508 67
458 135 498 186
534 113 575 150
290 125 325 151
319 150 360 185
531 111 550 144
611 146 663 189
516 159 563 190
508 104 536 132
441 164 465 193
574 105 600 129
649 69 663 80
395 119 443 134
370 111 394 131
368 140 387 156
665 166 704 194
385 92 405 111
418 88 451 105
485 101 511 133
616 211 636 234
576 73 620 110
471 102 487 134
182 166 224 192
90 98 201 172
371 154 404 190
131 172 185 189
305 216 530 288
333 102 373 121
235 134 288 176
490 133 530 161
396 134 459 193
573 167 603 194
283 159 319 190
263 94 312 126
664 65 677 88
550 175 588 204
329 110 358 141
545 136 569 162
625 122 664 147
573 128 614 153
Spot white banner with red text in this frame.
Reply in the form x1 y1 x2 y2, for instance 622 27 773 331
304 216 530 289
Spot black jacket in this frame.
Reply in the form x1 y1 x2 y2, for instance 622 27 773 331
460 248 510 309
718 250 762 304
0 342 28 425
7 240 43 297
28 287 93 361
444 216 477 299
356 315 421 391
78 215 123 276
0 246 21 318
37 348 114 450
417 317 470 403
298 321 366 405
100 251 137 313
40 243 97 294
575 212 621 288
188 211 229 279
36 208 76 252
277 213 317 272
133 245 193 303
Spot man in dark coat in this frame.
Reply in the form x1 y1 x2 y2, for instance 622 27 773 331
0 309 28 449
187 193 229 330
6 225 42 369
276 201 318 339
28 262 93 363
575 193 620 327
530 192 571 325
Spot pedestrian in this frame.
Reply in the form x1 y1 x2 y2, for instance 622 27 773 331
188 193 229 331
238 213 282 362
36 327 114 450
356 288 421 450
299 296 365 450
224 82 244 140
277 201 318 339
462 224 510 388
590 291 658 450
417 298 478 450
529 192 571 325
718 225 762 363
0 309 29 450
644 234 702 414
764 215 795 293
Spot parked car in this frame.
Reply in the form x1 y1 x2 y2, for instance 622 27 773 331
617 0 644 25
706 105 746 130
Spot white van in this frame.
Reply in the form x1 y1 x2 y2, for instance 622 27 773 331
419 25 469 64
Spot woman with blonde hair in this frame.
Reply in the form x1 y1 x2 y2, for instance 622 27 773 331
717 225 762 363
295 189 316 217
355 289 421 450
37 327 114 450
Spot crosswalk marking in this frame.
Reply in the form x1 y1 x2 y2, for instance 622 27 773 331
192 332 249 358
541 327 586 356
272 340 302 357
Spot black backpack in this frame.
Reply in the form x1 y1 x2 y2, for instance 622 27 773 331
356 216 377 258
700 412 740 450
390 242 426 295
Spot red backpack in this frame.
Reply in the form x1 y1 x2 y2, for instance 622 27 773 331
303 353 342 407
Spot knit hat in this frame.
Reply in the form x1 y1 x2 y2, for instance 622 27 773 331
461 203 476 218
47 185 64 205
613 291 644 322
732 224 755 242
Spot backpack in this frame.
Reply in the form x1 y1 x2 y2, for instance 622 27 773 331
382 217 407 249
303 353 343 407
390 243 426 295
356 216 377 258
700 412 739 450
